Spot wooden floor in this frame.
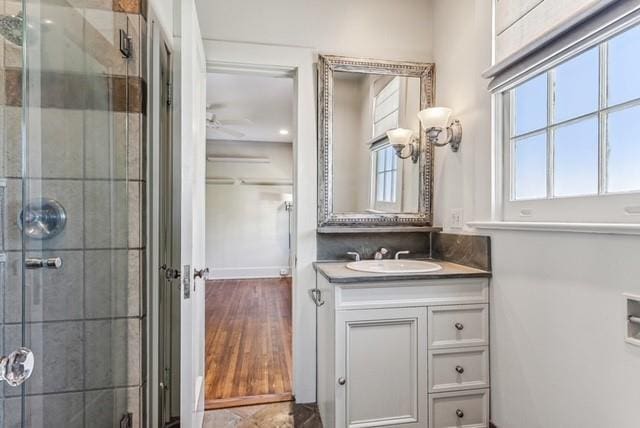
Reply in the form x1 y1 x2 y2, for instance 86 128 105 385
204 277 292 410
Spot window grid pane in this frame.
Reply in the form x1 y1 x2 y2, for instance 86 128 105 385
607 25 640 107
508 22 640 202
553 116 599 197
512 133 548 200
552 47 599 123
606 104 640 193
513 73 548 136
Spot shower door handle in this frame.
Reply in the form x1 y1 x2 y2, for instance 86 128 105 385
25 257 63 269
0 347 34 386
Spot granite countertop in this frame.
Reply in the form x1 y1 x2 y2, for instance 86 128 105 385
313 259 491 284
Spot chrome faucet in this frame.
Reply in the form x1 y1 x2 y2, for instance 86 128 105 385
395 250 410 260
346 251 361 261
374 248 389 260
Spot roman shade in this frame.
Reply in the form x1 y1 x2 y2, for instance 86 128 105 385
485 0 640 93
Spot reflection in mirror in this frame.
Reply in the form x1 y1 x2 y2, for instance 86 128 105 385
332 72 421 214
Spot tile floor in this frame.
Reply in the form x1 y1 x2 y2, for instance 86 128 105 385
203 401 322 428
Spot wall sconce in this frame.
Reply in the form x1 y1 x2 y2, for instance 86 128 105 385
386 128 420 163
417 107 462 152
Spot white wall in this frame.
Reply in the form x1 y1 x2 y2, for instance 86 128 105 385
432 0 493 228
195 0 433 62
489 231 640 428
433 1 640 427
206 141 293 278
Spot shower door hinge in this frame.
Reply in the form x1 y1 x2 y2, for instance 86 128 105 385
167 83 173 106
119 29 132 58
119 412 133 428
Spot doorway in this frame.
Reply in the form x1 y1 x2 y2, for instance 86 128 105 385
203 71 295 409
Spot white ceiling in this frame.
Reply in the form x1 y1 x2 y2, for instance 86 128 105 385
206 72 294 143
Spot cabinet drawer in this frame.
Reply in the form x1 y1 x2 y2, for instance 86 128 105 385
428 305 488 349
428 347 489 393
429 389 489 428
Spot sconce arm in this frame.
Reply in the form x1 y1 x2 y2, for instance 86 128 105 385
425 120 463 152
391 138 420 163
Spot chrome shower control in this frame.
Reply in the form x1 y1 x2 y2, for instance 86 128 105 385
0 347 34 386
19 198 67 240
25 257 63 269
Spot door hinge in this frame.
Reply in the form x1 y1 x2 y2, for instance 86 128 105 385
162 367 171 390
119 29 132 58
183 264 191 299
119 412 133 428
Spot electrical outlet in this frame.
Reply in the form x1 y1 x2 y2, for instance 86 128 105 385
450 208 463 229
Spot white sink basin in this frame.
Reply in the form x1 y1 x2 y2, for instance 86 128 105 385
346 259 442 274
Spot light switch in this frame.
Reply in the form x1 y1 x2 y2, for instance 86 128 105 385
450 208 463 229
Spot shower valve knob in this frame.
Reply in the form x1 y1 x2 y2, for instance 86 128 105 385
0 347 34 387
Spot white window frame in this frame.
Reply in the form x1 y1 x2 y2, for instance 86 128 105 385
498 20 640 224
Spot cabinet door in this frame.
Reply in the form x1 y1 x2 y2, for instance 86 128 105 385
336 307 427 428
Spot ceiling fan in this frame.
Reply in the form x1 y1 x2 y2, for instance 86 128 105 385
206 104 253 139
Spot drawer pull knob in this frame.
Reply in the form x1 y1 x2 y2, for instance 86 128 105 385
337 377 346 385
456 409 464 418
454 322 464 331
455 365 464 374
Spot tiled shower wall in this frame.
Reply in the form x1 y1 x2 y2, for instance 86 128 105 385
0 0 147 426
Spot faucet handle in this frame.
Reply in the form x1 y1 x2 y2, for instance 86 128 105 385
346 251 361 261
395 250 410 260
379 248 389 255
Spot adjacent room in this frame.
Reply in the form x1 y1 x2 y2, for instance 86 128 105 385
203 71 294 410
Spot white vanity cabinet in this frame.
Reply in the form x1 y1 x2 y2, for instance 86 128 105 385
316 273 491 428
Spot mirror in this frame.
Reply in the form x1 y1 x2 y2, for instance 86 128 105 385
318 55 435 229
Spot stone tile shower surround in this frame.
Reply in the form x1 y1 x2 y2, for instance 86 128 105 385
0 0 147 426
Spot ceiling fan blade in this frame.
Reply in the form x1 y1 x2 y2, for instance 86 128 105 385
212 127 245 138
218 118 253 126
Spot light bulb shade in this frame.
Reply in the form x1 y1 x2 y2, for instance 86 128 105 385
386 128 414 149
417 107 452 129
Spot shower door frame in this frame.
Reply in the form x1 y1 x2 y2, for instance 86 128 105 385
146 12 179 428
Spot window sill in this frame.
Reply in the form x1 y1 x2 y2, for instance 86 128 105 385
467 221 640 236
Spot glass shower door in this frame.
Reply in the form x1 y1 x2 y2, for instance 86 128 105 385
0 0 145 426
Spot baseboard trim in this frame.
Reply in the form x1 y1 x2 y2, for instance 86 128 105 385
205 393 294 410
208 266 291 280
